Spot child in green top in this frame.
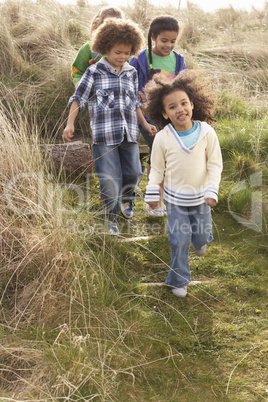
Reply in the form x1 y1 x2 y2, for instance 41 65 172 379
129 15 187 217
71 7 123 87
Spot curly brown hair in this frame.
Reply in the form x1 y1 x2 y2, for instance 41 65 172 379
143 70 217 129
91 19 144 56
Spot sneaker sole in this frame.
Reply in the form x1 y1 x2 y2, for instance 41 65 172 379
121 211 133 219
146 205 166 217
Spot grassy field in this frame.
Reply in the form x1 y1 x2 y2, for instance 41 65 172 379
0 0 267 400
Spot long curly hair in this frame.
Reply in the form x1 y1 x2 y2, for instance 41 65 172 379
91 19 144 56
143 70 217 129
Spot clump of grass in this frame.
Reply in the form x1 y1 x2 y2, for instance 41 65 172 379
0 18 28 79
192 46 268 104
0 0 94 139
180 2 211 49
127 0 150 29
228 185 255 220
0 341 52 398
216 114 268 163
216 91 264 120
214 6 245 31
232 153 260 181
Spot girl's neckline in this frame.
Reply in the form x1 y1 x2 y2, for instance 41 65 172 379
151 49 172 57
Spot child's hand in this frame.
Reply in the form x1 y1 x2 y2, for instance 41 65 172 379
147 202 159 209
145 123 157 136
205 198 217 208
62 124 74 142
139 91 146 102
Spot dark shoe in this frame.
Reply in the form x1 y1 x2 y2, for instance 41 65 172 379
121 202 134 219
108 222 119 235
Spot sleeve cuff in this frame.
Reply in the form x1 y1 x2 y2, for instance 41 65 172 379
144 184 160 203
204 187 218 202
68 95 85 113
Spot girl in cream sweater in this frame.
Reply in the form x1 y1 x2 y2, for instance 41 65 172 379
144 71 223 298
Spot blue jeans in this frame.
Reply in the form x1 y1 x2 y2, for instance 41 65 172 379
165 202 213 288
93 137 144 221
139 120 158 165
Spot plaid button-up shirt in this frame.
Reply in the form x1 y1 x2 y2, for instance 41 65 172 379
68 58 141 145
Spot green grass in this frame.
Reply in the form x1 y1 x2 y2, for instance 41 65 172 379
1 167 267 400
1 0 268 399
2 101 267 399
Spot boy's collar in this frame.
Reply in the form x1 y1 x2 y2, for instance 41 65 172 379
99 57 133 72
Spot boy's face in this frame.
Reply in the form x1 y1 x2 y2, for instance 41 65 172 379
162 90 194 131
151 30 178 56
106 44 132 72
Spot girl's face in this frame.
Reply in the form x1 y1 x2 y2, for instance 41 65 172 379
106 43 131 72
162 90 194 131
151 30 178 56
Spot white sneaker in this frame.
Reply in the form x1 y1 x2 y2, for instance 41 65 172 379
172 287 187 298
192 244 207 256
146 204 166 217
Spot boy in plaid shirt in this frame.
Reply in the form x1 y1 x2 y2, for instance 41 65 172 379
63 19 157 234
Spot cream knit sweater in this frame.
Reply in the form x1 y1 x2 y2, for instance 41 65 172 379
144 122 223 206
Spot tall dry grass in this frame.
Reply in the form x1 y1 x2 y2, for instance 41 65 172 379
0 96 112 397
0 0 268 399
179 3 268 109
0 94 177 399
0 0 98 139
1 0 268 139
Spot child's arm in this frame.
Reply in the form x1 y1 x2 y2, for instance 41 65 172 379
63 69 94 142
205 128 223 206
144 133 165 207
62 101 79 142
136 107 157 136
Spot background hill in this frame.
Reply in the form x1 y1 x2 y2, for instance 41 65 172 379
0 0 267 400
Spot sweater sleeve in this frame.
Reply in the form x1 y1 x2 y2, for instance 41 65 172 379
204 128 223 202
71 42 95 86
144 132 166 203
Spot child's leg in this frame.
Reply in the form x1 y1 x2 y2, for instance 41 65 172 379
140 125 165 211
93 143 122 222
119 137 144 204
165 202 192 289
190 203 213 250
139 124 155 157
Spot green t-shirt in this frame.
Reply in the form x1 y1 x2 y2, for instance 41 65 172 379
146 49 177 80
71 42 102 86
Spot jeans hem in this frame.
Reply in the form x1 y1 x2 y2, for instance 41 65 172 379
165 280 191 288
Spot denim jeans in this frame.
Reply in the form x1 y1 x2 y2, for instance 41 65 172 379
93 137 144 221
165 202 213 289
139 120 158 165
